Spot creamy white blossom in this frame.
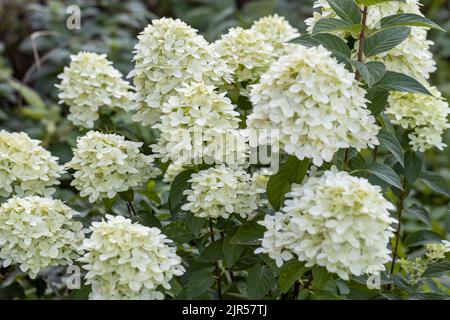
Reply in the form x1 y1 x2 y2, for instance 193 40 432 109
79 215 185 300
247 45 379 166
181 165 260 219
306 0 436 81
0 130 64 197
250 14 300 50
0 196 85 278
57 52 133 128
152 82 247 166
66 131 161 203
386 86 450 151
130 18 231 126
257 169 396 280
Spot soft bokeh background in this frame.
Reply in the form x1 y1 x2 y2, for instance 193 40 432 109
0 0 449 299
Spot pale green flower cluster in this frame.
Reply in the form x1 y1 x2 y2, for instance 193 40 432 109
247 45 379 166
130 17 231 126
213 15 298 85
0 130 64 197
306 0 436 81
79 215 185 300
0 196 85 279
57 52 133 128
386 87 450 151
152 82 246 166
257 169 396 280
66 131 161 203
181 165 260 219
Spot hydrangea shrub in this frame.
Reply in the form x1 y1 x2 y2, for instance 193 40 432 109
1 0 450 300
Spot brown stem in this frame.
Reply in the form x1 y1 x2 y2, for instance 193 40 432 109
126 201 137 216
209 219 223 300
372 145 378 162
292 280 300 300
355 6 369 81
389 178 407 277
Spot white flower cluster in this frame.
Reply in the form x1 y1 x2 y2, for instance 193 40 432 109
79 215 185 300
247 45 379 166
181 165 260 219
386 87 450 151
152 82 246 166
130 17 231 126
306 0 436 81
213 15 299 85
256 169 396 280
66 131 161 203
0 196 85 278
0 130 64 197
57 52 133 128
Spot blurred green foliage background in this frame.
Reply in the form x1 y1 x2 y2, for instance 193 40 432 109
0 0 449 299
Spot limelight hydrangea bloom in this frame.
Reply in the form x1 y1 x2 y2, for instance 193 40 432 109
0 130 64 197
66 131 161 203
181 165 260 219
0 196 85 278
306 0 436 81
256 169 397 280
212 27 275 84
130 18 231 126
386 86 450 151
79 215 185 300
247 45 379 166
57 52 133 128
250 14 300 51
152 82 247 166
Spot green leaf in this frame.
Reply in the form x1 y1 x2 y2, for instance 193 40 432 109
137 189 161 205
420 171 450 197
278 260 308 293
404 150 422 183
222 230 246 268
350 61 386 87
313 18 360 34
230 221 266 245
378 129 404 166
134 210 162 228
326 0 362 24
161 220 194 244
404 205 430 226
169 169 196 215
246 266 275 299
381 13 445 32
404 230 443 247
367 162 403 189
199 239 224 263
312 266 331 289
363 27 410 57
9 80 46 109
187 270 215 299
118 189 134 202
267 156 310 210
422 261 450 278
292 34 351 58
186 213 205 238
371 71 431 95
356 0 405 5
366 89 388 116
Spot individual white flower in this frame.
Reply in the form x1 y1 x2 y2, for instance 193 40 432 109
152 82 247 166
181 165 260 219
256 169 397 280
79 215 185 300
386 86 450 151
66 131 161 203
306 0 436 81
212 27 275 84
247 45 379 166
254 212 296 267
130 18 231 126
250 14 300 50
56 52 133 128
0 130 64 197
0 196 85 278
